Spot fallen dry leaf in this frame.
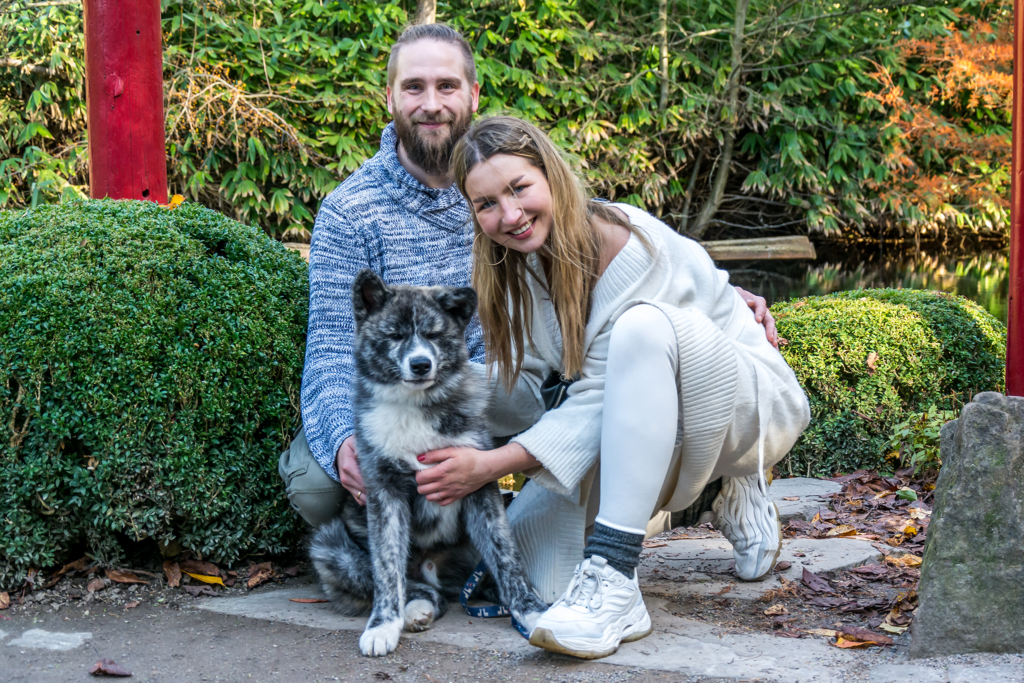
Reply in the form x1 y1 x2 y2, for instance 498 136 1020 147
106 569 149 585
712 584 734 596
801 568 833 593
879 623 908 634
184 572 224 586
283 566 301 577
163 561 181 588
247 562 275 590
182 585 218 597
59 557 89 575
160 194 185 210
42 557 90 588
125 601 140 609
87 578 106 593
0 592 8 610
825 524 858 537
834 636 874 648
804 628 839 638
908 507 931 520
885 554 922 568
775 561 792 571
763 604 788 616
289 598 329 603
782 496 800 501
89 658 132 677
849 564 890 578
866 351 878 374
178 560 222 578
838 625 893 646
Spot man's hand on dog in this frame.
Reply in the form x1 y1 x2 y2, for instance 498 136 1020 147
735 286 778 349
337 436 367 505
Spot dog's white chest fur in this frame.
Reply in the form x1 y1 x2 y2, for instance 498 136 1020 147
361 401 478 471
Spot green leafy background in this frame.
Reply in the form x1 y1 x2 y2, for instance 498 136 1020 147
0 0 1011 239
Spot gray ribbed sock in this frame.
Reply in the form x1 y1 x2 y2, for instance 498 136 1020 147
583 522 644 577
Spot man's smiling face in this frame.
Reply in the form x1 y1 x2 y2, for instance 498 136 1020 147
387 39 480 178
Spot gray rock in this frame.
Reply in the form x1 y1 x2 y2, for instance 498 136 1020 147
911 393 1024 658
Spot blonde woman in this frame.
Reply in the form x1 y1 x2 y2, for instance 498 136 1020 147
412 116 810 659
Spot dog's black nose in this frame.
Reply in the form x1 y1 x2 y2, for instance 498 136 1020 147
409 356 432 376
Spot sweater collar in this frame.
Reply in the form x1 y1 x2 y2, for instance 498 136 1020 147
526 205 660 350
371 122 470 232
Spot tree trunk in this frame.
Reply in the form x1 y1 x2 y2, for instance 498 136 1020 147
688 0 749 239
658 0 669 111
415 0 436 24
679 148 704 234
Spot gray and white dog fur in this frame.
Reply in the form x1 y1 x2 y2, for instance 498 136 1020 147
310 269 547 657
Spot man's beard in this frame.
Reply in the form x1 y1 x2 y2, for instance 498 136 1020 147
393 107 473 177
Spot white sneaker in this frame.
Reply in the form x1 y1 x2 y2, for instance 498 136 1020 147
713 473 782 581
528 555 652 659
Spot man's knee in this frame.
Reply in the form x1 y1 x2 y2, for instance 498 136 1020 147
279 427 347 528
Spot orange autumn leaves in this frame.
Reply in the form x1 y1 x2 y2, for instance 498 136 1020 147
865 3 1011 232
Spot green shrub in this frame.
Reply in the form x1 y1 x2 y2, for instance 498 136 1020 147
773 289 1005 477
889 405 958 474
0 199 308 588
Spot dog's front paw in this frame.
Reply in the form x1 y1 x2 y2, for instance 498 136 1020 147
403 599 436 632
512 609 544 637
359 619 403 656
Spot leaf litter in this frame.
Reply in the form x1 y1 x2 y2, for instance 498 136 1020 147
645 467 929 645
4 550 315 618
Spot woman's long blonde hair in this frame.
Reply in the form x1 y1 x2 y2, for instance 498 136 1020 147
451 116 647 389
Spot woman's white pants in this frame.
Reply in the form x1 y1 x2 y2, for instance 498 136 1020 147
507 304 684 601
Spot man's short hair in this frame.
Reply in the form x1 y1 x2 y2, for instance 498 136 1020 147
387 23 477 88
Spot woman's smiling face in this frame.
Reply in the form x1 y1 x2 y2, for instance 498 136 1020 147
464 154 552 255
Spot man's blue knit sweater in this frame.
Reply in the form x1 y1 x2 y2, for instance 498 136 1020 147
301 123 485 481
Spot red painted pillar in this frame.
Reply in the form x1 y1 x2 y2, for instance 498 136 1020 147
1010 0 1024 394
83 0 167 204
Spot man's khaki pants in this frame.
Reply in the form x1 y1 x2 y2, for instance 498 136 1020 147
278 427 347 528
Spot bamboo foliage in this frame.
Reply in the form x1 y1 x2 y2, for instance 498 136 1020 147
0 0 1010 239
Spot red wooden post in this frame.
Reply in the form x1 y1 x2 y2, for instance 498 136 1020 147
83 0 168 204
1010 0 1024 395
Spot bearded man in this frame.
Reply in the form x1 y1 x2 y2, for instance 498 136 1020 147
281 24 780 596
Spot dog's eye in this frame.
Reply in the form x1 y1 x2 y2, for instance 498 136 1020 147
387 332 405 341
421 330 441 340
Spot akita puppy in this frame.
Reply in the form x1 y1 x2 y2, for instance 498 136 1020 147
310 269 546 657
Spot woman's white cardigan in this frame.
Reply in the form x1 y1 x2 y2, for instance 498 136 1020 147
489 204 810 513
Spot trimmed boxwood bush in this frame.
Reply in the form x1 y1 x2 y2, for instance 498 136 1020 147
0 200 308 588
773 289 1005 477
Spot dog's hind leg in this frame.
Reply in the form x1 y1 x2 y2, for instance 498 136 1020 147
402 580 446 632
462 484 549 635
309 518 374 615
360 488 412 657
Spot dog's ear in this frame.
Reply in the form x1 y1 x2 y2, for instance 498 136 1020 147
352 269 390 327
435 287 477 329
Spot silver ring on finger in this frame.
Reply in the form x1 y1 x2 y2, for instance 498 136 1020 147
435 492 441 502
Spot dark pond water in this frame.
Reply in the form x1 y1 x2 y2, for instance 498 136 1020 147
721 242 1010 322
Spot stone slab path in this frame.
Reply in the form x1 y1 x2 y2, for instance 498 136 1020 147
1 477 1021 681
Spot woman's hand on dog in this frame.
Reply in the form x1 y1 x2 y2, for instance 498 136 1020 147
415 443 540 505
336 435 367 505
